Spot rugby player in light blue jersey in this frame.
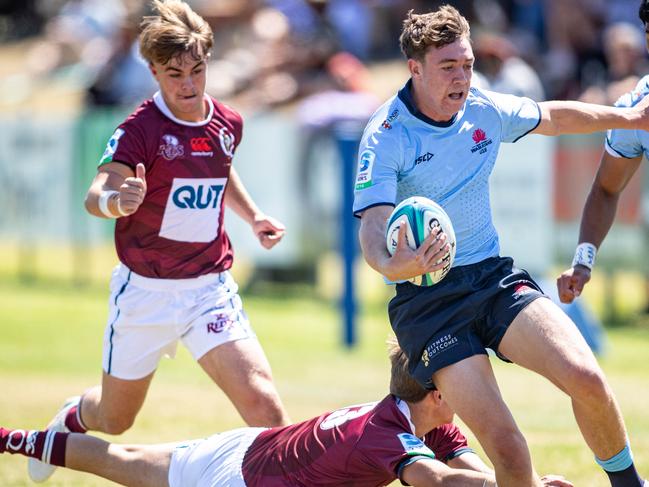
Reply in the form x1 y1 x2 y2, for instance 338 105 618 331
558 0 649 310
354 5 649 487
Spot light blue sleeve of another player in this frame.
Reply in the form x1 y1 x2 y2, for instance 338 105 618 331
352 124 402 217
478 89 542 143
605 81 648 159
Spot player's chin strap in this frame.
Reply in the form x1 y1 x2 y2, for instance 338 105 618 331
572 242 597 270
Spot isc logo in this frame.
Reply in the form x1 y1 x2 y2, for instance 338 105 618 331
172 184 224 209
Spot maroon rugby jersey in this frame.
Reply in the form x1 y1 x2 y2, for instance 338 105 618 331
99 92 242 278
242 395 471 486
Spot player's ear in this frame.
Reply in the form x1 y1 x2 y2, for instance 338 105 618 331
148 62 158 78
431 390 443 405
408 58 422 78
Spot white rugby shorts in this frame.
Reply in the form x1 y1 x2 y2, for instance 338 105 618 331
168 428 264 487
102 264 256 379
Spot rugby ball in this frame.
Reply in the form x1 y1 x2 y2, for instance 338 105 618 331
385 196 456 286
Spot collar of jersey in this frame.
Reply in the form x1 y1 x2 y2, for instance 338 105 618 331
153 91 214 127
395 397 417 434
398 79 459 128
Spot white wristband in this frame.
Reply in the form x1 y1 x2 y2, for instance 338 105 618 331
97 190 119 218
572 242 597 270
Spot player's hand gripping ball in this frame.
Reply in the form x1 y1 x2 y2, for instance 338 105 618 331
385 196 456 286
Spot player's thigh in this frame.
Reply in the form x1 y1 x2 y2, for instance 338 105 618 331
98 371 155 420
197 338 275 396
433 355 522 445
498 297 601 390
104 270 180 379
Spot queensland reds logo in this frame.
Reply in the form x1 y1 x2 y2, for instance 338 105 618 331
158 134 184 160
472 128 486 143
219 127 236 158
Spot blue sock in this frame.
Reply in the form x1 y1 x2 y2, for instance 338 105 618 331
596 444 643 487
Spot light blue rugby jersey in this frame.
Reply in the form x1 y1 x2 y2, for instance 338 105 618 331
605 75 649 159
353 80 541 268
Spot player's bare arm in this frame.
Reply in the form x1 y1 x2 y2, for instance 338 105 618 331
224 167 285 249
359 205 450 282
446 451 493 473
445 452 574 486
84 162 147 218
400 457 497 487
533 94 649 136
557 152 643 303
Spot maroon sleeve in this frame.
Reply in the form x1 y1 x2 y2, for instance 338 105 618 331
113 119 148 171
354 423 437 479
423 423 472 463
98 118 148 171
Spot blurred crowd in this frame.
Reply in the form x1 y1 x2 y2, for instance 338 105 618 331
1 0 648 113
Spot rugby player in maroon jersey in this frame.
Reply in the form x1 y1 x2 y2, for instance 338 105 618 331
2 340 572 487
27 1 290 482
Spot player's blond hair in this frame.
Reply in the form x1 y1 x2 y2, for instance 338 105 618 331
139 0 213 65
388 337 430 403
399 5 470 61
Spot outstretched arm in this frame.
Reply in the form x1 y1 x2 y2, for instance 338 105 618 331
557 151 642 303
533 95 649 136
401 457 496 487
402 455 573 487
224 167 285 249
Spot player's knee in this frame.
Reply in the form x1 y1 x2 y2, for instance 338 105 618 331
97 412 137 435
240 380 288 427
564 364 611 403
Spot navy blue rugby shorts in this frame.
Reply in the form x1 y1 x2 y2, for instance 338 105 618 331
388 256 546 389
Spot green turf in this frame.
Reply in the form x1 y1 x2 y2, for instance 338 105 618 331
1 277 648 486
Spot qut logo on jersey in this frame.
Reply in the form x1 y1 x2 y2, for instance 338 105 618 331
160 177 228 243
172 184 223 209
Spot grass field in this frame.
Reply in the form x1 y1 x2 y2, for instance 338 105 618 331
1 272 649 486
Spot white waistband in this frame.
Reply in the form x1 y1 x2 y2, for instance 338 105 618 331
117 264 226 291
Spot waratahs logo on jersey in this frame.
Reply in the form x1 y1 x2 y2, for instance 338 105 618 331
470 128 492 154
99 128 125 165
158 134 184 161
355 150 375 190
219 127 236 158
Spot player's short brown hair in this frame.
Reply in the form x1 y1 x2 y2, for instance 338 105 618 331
139 0 213 65
399 5 470 61
388 337 431 403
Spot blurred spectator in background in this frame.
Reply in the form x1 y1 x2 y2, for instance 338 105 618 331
25 0 131 77
579 22 649 105
474 31 545 100
542 0 606 99
86 11 158 107
0 0 44 41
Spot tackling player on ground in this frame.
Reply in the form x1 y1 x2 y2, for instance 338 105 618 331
1 340 572 487
28 0 290 482
558 0 649 305
354 5 649 487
